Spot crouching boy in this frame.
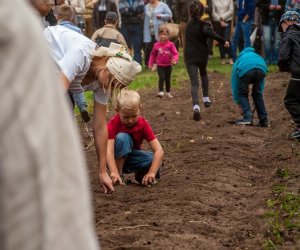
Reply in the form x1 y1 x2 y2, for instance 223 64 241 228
107 90 164 186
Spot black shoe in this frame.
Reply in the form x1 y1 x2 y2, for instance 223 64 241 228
193 109 201 121
235 118 253 125
204 101 212 108
80 108 90 123
288 129 300 140
257 119 270 127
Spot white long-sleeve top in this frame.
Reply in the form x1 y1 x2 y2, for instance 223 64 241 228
211 0 234 22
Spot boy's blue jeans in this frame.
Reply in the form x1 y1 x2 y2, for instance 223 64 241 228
114 133 159 178
238 68 268 121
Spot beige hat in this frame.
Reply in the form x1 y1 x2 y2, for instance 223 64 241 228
93 43 142 86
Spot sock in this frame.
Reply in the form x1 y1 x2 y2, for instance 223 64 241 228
203 97 210 103
193 104 200 111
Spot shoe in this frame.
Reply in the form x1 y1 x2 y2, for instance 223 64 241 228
228 58 234 65
157 91 164 98
288 128 300 140
221 59 226 65
257 119 270 127
80 108 90 123
166 92 173 98
193 109 201 121
235 118 253 125
204 101 212 108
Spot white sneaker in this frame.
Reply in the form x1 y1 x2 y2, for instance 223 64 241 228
166 92 173 98
157 91 164 98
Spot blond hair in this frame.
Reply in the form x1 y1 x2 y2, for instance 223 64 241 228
115 89 140 111
55 4 75 22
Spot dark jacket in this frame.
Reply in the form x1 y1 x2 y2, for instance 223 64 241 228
174 0 190 22
119 0 144 24
256 0 286 25
278 24 300 77
184 19 226 64
93 0 118 29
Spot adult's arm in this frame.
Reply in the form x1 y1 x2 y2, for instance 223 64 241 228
278 33 291 72
93 101 114 193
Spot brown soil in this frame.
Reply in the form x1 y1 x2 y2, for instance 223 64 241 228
82 72 300 250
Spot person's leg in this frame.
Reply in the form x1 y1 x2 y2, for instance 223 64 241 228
238 70 253 122
272 21 281 65
144 35 156 67
262 24 272 64
120 24 131 50
131 23 143 65
123 150 159 183
231 20 242 61
157 66 165 95
165 65 172 94
224 21 233 61
212 21 225 60
198 60 211 107
186 63 200 107
284 78 300 129
179 21 187 49
241 20 252 49
72 92 90 122
251 69 268 122
186 63 201 120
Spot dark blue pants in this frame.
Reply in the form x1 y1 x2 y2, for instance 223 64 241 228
239 68 267 120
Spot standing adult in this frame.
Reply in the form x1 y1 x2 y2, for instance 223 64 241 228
64 0 86 30
231 0 256 61
211 0 234 64
174 0 190 48
256 0 286 65
144 0 172 66
93 0 118 30
1 0 100 249
119 0 145 65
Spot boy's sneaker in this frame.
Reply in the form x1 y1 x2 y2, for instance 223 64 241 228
193 108 201 121
80 108 90 123
204 101 212 108
257 119 270 127
235 118 253 125
288 128 300 140
166 92 173 98
157 91 164 98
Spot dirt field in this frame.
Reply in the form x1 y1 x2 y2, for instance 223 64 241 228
82 72 300 249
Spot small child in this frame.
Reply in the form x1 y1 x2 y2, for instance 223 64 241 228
278 11 300 139
106 90 164 186
231 47 269 126
55 4 90 122
148 27 179 98
91 11 127 48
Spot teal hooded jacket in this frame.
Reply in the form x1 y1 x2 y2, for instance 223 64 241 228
231 47 268 104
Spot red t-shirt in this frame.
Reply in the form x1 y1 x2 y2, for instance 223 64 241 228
107 114 156 150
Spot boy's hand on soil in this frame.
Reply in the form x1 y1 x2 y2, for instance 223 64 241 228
110 172 124 186
142 173 156 186
99 172 115 194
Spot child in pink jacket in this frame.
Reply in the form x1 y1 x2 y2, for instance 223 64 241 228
148 27 179 98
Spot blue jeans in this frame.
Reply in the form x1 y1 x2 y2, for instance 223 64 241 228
114 133 159 178
239 68 267 120
120 23 143 65
262 18 281 65
71 92 87 111
231 19 252 61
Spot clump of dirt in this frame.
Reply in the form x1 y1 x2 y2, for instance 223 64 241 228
83 72 300 249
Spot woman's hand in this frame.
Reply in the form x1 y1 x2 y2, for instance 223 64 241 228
224 41 230 48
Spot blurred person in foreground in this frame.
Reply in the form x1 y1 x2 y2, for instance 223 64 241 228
0 0 100 249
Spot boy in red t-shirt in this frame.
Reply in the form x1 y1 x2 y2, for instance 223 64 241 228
107 90 164 186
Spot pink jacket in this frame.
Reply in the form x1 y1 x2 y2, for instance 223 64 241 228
148 40 179 67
